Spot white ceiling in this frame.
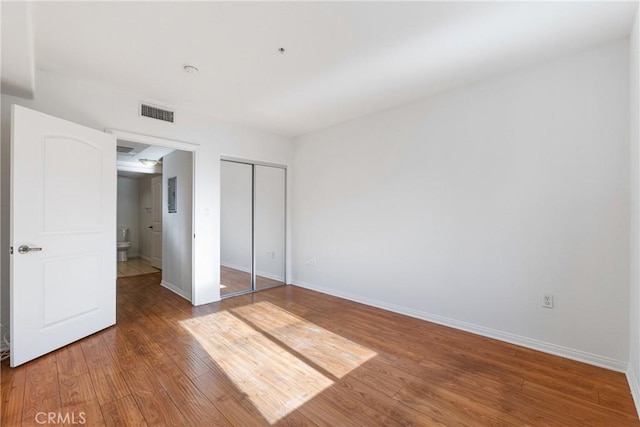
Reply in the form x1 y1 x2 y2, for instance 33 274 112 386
116 138 174 177
116 139 175 164
7 2 640 137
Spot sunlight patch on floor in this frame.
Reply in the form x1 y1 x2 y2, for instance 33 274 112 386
179 303 376 424
232 301 377 378
181 311 332 424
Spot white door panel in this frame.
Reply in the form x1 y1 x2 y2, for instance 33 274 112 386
151 175 162 269
11 105 116 367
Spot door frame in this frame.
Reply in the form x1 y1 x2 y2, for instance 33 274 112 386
107 129 198 303
220 156 287 298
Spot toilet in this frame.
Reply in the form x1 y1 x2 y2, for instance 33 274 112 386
117 227 131 262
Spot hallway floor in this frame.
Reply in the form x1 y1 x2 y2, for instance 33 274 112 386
117 257 160 277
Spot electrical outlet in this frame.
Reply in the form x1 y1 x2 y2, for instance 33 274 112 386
542 293 554 309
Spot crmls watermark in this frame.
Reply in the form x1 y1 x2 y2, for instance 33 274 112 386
35 412 86 424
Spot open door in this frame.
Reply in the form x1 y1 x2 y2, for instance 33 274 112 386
150 175 162 269
10 105 117 367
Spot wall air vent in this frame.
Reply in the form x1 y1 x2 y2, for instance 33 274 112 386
116 146 134 153
140 103 174 123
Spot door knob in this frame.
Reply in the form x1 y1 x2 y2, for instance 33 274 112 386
18 245 42 254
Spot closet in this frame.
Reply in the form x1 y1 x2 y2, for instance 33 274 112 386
220 159 286 297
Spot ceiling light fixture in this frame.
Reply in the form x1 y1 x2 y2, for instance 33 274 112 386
183 65 199 74
139 159 158 167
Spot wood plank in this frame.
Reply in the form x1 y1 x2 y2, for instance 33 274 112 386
81 333 116 372
521 380 637 426
123 367 164 397
327 374 448 426
599 387 638 418
55 343 89 379
101 395 147 427
21 354 62 425
191 369 270 426
182 311 335 423
139 352 235 426
133 389 188 426
61 399 106 427
88 366 131 406
172 396 233 427
295 397 367 427
231 302 377 379
1 362 27 427
58 372 96 407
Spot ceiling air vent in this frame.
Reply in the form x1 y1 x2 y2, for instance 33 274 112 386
117 146 134 153
140 103 174 123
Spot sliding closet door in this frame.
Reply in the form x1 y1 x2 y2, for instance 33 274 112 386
255 165 286 290
220 161 253 296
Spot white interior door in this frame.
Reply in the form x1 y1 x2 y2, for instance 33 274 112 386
10 105 116 367
150 175 163 269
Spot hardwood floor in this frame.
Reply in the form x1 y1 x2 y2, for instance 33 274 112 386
2 272 638 426
117 258 160 278
220 265 284 296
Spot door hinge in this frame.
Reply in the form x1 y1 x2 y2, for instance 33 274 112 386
9 246 13 255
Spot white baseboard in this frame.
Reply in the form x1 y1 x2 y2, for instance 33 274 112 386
160 280 192 303
139 255 152 263
293 279 628 373
220 262 285 282
627 365 640 418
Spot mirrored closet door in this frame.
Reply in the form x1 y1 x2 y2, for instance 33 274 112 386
220 159 286 297
255 165 286 290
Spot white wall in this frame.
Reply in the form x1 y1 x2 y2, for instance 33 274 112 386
0 69 294 332
628 4 640 413
292 40 630 369
220 161 253 272
162 150 193 299
116 176 140 257
138 175 154 260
